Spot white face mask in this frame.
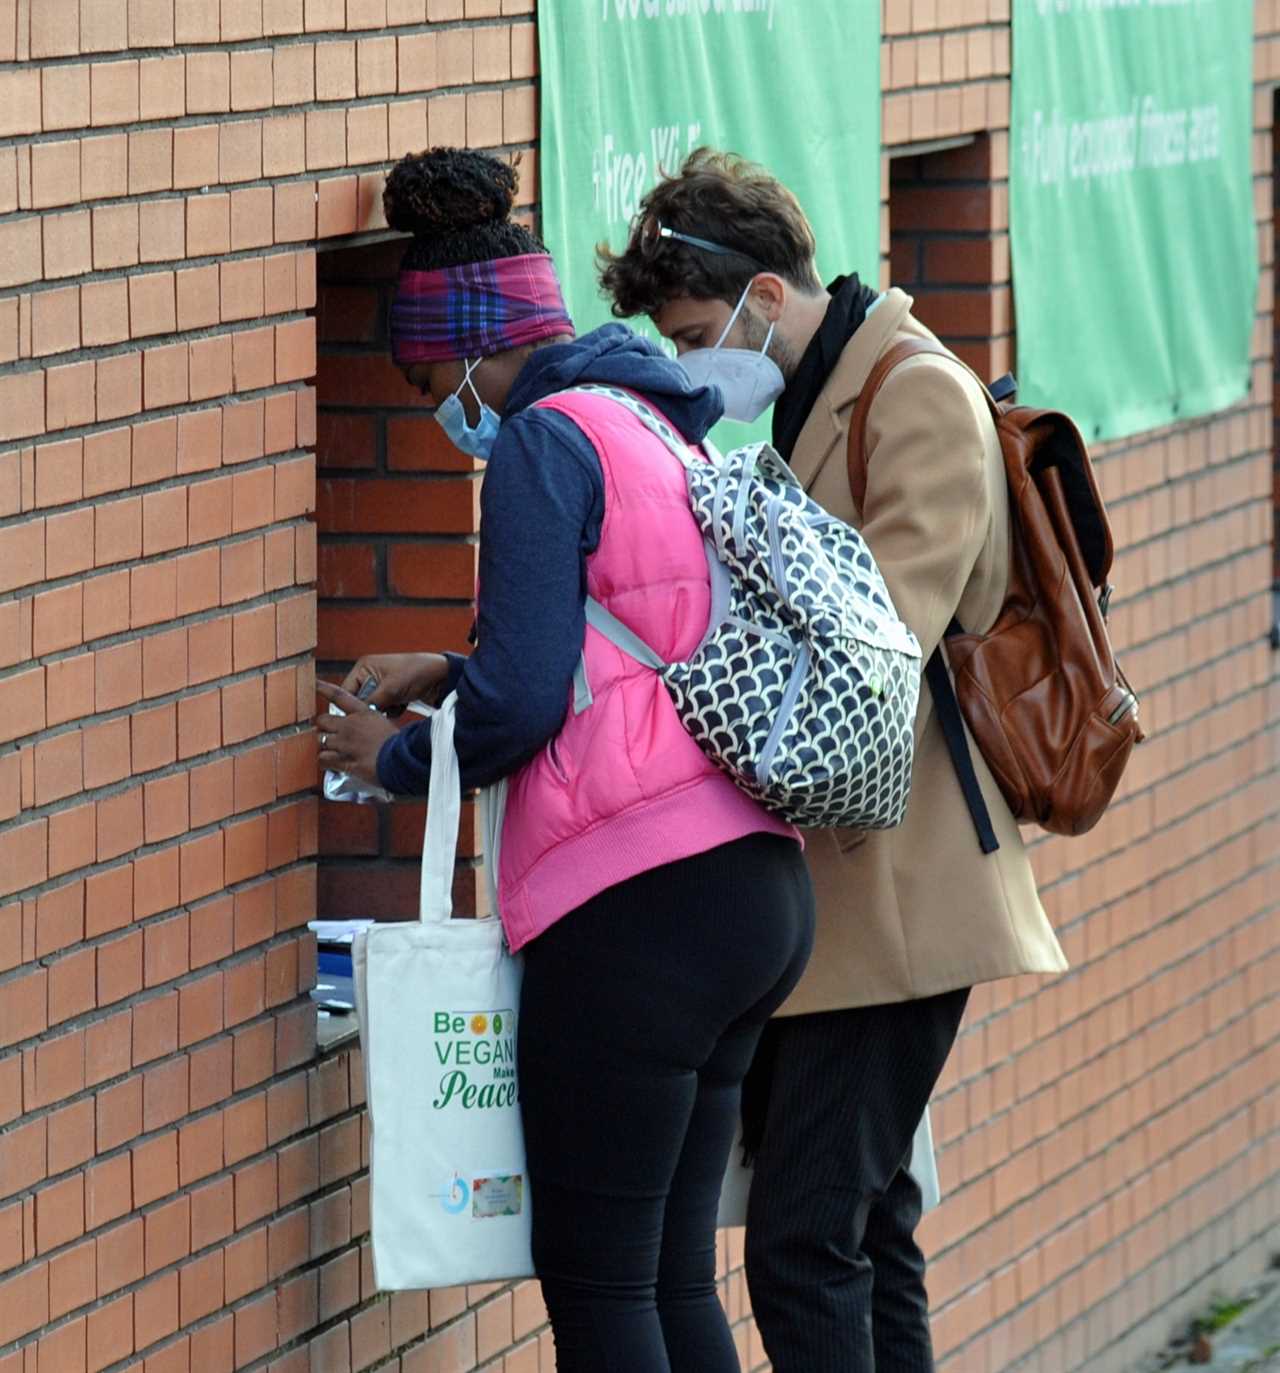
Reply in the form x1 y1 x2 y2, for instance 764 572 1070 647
677 282 786 423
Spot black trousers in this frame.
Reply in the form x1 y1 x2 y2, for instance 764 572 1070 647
518 833 815 1373
745 989 970 1372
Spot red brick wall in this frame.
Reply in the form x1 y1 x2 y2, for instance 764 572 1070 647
1273 87 1280 595
887 7 1280 1373
0 1 550 1370
2 3 1278 1372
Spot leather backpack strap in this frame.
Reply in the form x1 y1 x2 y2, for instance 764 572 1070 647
924 634 1000 855
846 337 984 513
846 337 1003 856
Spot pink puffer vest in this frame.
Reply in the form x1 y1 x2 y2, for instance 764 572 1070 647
496 389 796 952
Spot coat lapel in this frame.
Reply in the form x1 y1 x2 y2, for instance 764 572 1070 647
787 288 916 494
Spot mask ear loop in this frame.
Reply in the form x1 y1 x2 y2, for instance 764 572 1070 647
460 356 483 406
448 356 489 429
760 320 776 361
743 321 781 414
713 281 778 364
712 282 754 351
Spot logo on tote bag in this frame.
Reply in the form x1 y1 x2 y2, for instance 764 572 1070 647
431 1172 524 1219
432 1009 519 1110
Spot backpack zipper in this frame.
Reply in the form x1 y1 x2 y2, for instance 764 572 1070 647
766 493 788 596
756 643 811 787
1108 690 1139 726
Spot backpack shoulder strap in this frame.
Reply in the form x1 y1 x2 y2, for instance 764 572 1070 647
846 337 987 513
551 383 701 472
924 638 1000 855
846 338 1003 856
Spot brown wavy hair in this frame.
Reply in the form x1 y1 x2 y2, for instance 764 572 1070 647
597 148 822 319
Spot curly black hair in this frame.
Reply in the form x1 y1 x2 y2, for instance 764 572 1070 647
383 147 547 270
597 148 822 318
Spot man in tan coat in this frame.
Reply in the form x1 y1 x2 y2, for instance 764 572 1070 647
599 150 1068 1372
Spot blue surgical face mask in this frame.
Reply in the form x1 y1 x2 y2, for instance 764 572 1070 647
677 282 786 424
435 357 501 459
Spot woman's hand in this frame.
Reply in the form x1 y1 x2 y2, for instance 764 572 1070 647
339 653 452 712
315 681 400 786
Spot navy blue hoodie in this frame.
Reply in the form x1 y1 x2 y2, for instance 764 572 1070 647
376 323 723 795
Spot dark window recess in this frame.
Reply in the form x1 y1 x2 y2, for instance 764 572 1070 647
888 131 1013 389
311 238 484 1044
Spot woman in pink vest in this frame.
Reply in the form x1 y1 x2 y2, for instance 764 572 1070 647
316 149 813 1372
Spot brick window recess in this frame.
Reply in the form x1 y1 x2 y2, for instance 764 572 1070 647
314 241 486 924
888 133 1013 391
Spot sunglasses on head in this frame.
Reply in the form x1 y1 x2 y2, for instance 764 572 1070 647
636 216 766 273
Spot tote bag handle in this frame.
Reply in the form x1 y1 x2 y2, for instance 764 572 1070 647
418 692 506 928
419 693 463 926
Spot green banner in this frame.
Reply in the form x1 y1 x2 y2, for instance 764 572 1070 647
1010 0 1256 442
538 0 881 443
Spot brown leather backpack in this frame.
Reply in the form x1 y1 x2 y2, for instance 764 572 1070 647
848 339 1143 846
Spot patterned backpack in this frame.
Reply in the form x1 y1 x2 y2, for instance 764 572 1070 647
569 384 923 830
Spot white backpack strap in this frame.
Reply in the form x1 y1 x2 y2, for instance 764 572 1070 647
572 653 594 714
569 384 700 470
558 385 717 677
552 386 684 674
567 381 743 575
571 385 747 562
584 597 668 670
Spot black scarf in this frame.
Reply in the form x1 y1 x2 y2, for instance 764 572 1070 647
771 273 880 464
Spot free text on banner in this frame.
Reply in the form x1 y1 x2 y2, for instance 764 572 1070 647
1009 0 1256 442
538 0 881 444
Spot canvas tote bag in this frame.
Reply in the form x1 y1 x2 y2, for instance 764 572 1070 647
353 693 532 1290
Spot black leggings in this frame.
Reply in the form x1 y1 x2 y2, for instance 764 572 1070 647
517 832 814 1373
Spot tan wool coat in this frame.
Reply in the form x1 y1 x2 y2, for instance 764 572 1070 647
777 288 1068 1016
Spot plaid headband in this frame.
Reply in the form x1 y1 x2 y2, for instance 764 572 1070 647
389 253 574 366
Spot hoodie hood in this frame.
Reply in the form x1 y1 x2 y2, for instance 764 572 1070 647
504 323 723 446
